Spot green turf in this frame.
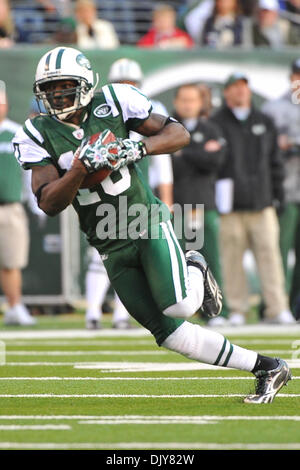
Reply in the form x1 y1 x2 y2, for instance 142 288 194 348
0 315 299 449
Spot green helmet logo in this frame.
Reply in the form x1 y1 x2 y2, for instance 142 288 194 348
76 53 91 70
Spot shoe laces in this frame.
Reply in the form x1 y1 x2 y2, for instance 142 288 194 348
254 370 271 394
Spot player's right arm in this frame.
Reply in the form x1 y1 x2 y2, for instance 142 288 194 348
31 162 87 216
13 126 88 217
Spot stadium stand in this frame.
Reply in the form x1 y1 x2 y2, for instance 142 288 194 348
10 0 185 44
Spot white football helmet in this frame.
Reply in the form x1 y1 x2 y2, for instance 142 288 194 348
33 47 99 120
108 58 143 86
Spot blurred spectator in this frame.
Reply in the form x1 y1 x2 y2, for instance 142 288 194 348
242 0 258 16
284 0 300 45
137 3 194 49
213 72 295 325
177 0 215 43
0 0 14 48
201 0 248 48
52 16 77 44
96 0 137 44
178 0 257 43
75 0 119 49
0 88 36 325
171 83 229 326
251 0 289 47
12 0 55 44
36 0 73 17
198 84 213 117
262 58 300 318
85 246 131 330
286 0 300 13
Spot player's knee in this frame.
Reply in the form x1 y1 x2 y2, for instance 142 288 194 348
162 321 205 360
163 297 197 319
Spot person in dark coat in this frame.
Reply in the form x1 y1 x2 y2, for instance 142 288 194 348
171 83 229 325
212 72 295 325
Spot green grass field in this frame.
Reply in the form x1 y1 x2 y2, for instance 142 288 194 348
0 314 299 450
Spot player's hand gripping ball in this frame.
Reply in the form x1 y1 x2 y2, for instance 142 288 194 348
74 129 119 189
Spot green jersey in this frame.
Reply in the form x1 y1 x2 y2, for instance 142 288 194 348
0 119 22 203
13 84 170 253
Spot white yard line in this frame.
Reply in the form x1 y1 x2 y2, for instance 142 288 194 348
0 376 299 381
254 350 293 354
0 376 256 381
0 393 298 398
0 330 151 340
0 425 70 430
6 351 167 356
3 359 300 370
2 339 296 347
211 325 300 336
0 324 299 340
0 442 299 450
3 362 228 369
80 419 218 425
3 362 87 366
75 360 300 371
3 340 154 346
5 349 296 356
231 339 296 345
0 415 300 421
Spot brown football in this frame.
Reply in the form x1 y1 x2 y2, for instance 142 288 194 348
75 130 118 189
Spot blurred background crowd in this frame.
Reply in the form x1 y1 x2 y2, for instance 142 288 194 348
1 0 300 328
1 0 300 49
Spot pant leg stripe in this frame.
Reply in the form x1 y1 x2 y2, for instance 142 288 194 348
222 343 234 367
160 222 183 303
213 338 227 365
167 220 189 295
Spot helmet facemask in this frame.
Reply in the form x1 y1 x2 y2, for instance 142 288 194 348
33 76 93 121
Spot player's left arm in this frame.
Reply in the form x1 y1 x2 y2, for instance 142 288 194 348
135 113 190 155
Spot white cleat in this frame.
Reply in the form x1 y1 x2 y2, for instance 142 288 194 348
229 312 246 326
86 319 101 330
113 320 132 329
4 304 36 326
244 359 292 404
207 316 229 327
265 310 297 325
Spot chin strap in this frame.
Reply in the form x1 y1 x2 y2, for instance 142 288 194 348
92 72 99 93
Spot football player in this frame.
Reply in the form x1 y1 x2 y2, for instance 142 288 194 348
85 57 174 330
13 47 291 403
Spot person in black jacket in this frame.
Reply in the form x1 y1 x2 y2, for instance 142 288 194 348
213 72 295 325
171 83 229 325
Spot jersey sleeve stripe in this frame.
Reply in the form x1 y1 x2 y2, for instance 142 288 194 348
102 85 120 117
12 127 51 168
23 125 44 148
25 119 44 144
107 84 123 117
